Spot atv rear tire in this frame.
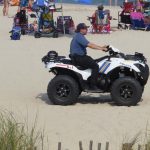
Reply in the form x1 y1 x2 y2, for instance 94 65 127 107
111 77 142 106
47 75 79 105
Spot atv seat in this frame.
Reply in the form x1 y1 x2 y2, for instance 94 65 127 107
61 58 88 70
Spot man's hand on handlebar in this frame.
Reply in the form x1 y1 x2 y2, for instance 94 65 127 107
87 43 109 52
102 45 109 52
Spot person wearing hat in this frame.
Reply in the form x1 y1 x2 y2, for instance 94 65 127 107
70 23 108 91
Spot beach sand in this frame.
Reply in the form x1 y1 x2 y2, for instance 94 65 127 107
0 4 150 150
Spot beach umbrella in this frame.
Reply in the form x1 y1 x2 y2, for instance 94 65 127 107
76 0 92 4
73 0 92 4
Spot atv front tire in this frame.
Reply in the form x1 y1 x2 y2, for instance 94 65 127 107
111 77 142 106
47 75 79 105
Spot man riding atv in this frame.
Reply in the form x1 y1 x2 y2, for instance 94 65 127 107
70 23 108 91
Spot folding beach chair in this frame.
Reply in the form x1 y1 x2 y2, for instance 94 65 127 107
88 9 111 33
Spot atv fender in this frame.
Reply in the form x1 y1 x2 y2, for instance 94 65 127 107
51 67 85 90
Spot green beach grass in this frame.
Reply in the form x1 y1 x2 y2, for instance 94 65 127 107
0 110 44 150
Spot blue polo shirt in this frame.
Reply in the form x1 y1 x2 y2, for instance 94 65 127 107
70 33 89 56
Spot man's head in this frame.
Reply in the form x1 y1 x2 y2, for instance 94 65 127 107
98 4 104 11
76 23 88 35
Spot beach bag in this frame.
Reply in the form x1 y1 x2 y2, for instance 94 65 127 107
10 27 21 40
10 0 20 6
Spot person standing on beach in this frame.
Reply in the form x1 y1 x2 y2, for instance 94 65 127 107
3 0 32 16
70 23 108 91
3 0 9 15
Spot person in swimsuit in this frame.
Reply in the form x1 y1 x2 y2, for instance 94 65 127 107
3 0 9 16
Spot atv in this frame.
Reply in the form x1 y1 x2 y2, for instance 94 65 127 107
42 46 149 106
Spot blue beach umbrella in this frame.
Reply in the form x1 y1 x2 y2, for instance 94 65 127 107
73 0 92 4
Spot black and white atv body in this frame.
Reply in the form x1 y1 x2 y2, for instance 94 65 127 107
42 46 149 106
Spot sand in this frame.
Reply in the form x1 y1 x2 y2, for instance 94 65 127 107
0 4 150 150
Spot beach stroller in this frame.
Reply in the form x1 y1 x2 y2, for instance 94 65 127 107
13 10 28 35
57 16 75 34
87 9 111 33
118 2 135 29
33 0 59 38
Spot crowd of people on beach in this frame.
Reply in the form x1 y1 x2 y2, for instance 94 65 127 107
1 0 150 34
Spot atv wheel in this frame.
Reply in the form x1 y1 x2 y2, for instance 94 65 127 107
53 32 58 38
111 77 142 106
34 32 41 38
47 75 79 105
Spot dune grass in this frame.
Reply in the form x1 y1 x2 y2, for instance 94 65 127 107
1 110 150 150
0 110 44 150
121 126 150 150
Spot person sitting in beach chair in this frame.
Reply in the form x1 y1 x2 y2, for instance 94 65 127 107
41 10 54 31
130 7 150 30
122 1 134 13
118 2 135 29
88 4 111 33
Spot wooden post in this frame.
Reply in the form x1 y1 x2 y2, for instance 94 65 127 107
58 142 61 150
79 141 83 150
106 142 109 150
138 145 141 150
89 141 93 150
122 143 133 150
98 143 101 150
145 144 148 150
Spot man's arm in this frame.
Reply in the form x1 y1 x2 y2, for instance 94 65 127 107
87 43 108 51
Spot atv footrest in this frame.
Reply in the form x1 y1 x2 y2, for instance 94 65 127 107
84 89 103 93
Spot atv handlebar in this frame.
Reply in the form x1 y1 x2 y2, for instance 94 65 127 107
106 45 119 56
